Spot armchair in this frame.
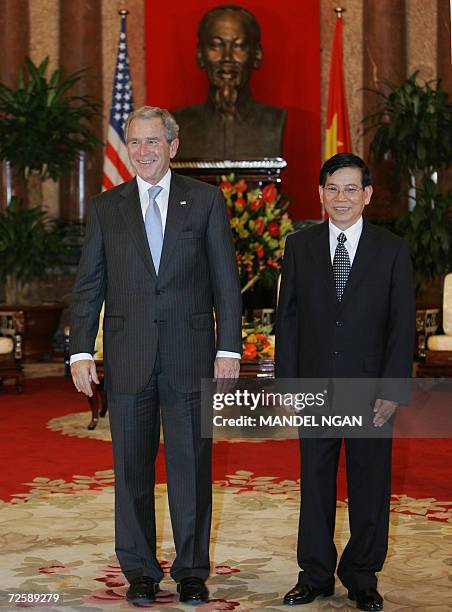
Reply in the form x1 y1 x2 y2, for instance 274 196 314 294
418 273 452 377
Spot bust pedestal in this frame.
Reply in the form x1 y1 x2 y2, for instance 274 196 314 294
171 157 287 186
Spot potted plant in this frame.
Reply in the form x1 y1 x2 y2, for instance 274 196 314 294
363 72 452 298
364 72 452 183
396 178 452 290
0 56 100 208
0 199 69 359
0 57 101 358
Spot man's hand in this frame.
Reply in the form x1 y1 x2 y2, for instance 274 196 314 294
214 357 240 394
373 398 398 427
70 359 99 397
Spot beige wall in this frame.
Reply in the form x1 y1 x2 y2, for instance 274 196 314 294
11 0 442 215
29 0 60 215
320 0 438 160
406 0 437 79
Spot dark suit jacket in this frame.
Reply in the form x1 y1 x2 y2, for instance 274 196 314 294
70 172 242 394
275 220 415 404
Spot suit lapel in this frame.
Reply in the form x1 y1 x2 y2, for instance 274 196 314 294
308 221 337 304
158 173 192 278
339 220 380 308
117 179 156 280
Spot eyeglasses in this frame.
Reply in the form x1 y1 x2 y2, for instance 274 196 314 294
323 185 363 198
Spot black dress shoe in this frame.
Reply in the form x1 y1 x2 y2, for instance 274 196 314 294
126 576 159 604
348 588 383 611
177 577 209 604
283 581 335 605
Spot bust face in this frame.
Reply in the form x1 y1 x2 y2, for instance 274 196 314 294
197 10 262 92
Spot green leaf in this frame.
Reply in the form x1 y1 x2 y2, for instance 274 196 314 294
0 56 101 174
0 198 69 285
362 72 452 181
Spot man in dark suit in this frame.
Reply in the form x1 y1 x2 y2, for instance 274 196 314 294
70 106 242 605
276 153 415 611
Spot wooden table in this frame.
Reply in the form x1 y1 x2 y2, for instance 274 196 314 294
0 353 24 393
417 350 452 378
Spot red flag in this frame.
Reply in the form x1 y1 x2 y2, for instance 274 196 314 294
102 13 134 191
325 13 351 159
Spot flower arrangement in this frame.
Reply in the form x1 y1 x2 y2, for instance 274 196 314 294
219 174 293 293
242 320 275 360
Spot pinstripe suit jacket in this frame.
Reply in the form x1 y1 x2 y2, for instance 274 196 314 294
70 172 242 394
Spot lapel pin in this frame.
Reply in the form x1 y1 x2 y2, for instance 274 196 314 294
180 200 187 206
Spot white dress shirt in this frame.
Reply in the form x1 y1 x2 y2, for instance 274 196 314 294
329 217 363 266
71 169 240 364
136 169 171 227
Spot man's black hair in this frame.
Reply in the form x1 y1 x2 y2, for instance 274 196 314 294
319 153 372 187
198 4 261 46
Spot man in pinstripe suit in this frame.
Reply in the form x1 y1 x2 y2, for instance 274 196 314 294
70 106 242 605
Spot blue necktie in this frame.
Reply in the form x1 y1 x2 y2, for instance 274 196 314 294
145 185 163 273
333 232 351 302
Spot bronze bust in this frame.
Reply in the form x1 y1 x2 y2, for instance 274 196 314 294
172 4 287 160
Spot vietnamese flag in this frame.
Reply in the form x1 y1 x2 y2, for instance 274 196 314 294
325 13 351 159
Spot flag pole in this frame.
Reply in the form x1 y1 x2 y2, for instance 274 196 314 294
102 7 135 191
323 6 350 219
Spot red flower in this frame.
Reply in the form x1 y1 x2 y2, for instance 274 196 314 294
262 183 278 203
220 180 234 197
235 179 248 193
226 206 232 219
249 198 263 212
220 180 233 191
235 196 245 212
267 258 280 269
243 343 257 359
268 221 280 237
256 244 264 259
256 244 265 259
253 219 265 235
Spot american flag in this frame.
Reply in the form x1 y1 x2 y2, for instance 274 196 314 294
102 12 134 190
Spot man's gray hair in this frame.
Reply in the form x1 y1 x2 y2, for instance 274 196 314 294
124 106 179 142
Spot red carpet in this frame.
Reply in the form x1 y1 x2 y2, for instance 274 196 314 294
1 377 451 503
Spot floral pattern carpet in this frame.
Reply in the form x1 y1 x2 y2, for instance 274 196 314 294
0 404 451 610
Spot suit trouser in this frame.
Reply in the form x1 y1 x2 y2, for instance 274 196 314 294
107 357 212 583
297 437 392 592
